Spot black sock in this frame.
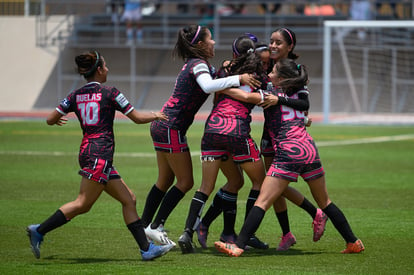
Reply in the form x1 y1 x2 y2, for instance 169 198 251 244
127 219 149 251
37 209 69 235
236 206 265 248
152 186 185 229
299 197 317 219
276 210 290 235
201 188 225 228
245 189 260 220
184 191 208 237
221 190 238 235
323 202 358 243
141 185 165 227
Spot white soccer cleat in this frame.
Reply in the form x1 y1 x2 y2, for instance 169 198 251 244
145 224 176 246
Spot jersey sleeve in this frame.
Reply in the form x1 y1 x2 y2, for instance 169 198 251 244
56 92 75 115
277 90 310 111
112 88 134 115
191 59 240 94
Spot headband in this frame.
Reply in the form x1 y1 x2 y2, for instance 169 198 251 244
232 38 240 56
84 51 100 77
191 26 201 44
255 46 268 52
282 28 294 45
244 32 258 43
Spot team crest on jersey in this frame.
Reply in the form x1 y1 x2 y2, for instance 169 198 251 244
60 98 70 108
115 93 129 108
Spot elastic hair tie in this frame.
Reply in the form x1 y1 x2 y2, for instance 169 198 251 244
191 26 201 44
84 51 100 77
247 48 254 54
297 64 301 70
282 28 294 44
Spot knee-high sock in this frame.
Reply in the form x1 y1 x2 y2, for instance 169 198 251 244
299 197 317 219
276 210 290 236
37 209 69 236
152 186 184 228
184 191 208 237
127 219 149 251
141 185 165 227
245 189 260 220
201 188 225 228
323 202 358 243
221 190 238 235
236 206 265 248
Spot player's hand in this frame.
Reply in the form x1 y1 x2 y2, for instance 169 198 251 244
56 117 68 126
305 116 312 127
258 94 278 109
239 73 261 89
152 111 168 121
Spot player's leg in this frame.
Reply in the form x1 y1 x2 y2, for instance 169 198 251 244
215 176 289 257
141 150 174 227
239 158 269 249
105 177 174 259
197 158 243 248
282 186 326 242
178 153 222 253
307 176 364 253
27 177 104 259
216 160 244 244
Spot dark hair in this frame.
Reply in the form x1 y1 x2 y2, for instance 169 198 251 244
75 50 102 79
173 25 210 60
275 59 308 95
223 35 264 76
273 27 299 60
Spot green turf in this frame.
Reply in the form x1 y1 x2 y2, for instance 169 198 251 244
1 119 413 274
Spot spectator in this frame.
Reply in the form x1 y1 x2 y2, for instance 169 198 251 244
121 0 143 45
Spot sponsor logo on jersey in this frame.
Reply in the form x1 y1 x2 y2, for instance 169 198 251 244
115 93 129 108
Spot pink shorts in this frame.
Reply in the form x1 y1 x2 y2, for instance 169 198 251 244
79 158 120 184
201 133 261 163
267 162 324 182
151 122 189 153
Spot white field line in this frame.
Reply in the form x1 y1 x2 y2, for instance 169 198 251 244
1 134 413 158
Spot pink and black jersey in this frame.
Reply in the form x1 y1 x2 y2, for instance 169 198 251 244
204 85 256 137
56 82 134 162
204 72 267 138
264 89 320 164
159 58 214 134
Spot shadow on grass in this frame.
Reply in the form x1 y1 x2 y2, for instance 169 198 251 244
43 255 137 264
193 247 323 257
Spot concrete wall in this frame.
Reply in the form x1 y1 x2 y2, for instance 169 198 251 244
0 16 62 111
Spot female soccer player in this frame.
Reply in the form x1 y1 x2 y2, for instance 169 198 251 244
262 28 326 250
26 50 174 261
141 25 260 246
215 59 365 256
177 34 270 253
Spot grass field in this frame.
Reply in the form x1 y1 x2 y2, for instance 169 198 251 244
1 119 413 274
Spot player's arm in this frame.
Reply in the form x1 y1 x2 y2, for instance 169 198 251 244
219 87 264 104
46 109 67 126
196 69 261 94
126 109 168 124
259 92 309 111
